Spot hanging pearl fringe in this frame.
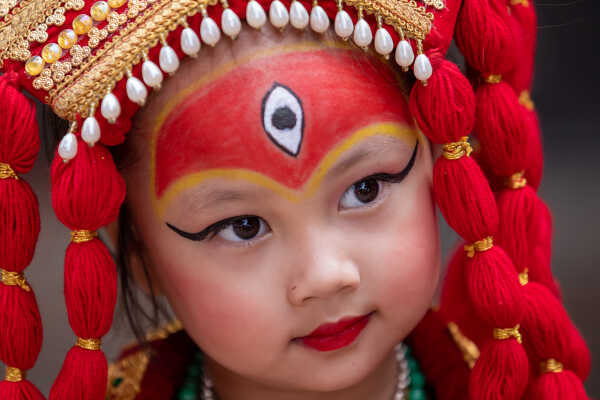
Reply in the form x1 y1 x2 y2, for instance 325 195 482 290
85 1 433 146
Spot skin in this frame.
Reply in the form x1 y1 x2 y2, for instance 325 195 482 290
122 23 440 400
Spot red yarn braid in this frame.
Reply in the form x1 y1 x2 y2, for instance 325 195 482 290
0 72 45 399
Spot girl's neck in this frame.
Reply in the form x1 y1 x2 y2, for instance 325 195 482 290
203 349 398 400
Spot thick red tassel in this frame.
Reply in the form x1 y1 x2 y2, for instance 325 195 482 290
0 380 45 400
526 370 588 400
409 56 475 144
49 346 108 400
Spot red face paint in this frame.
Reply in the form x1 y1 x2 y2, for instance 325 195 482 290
153 46 413 207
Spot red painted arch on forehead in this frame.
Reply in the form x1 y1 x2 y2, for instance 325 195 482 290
154 47 413 199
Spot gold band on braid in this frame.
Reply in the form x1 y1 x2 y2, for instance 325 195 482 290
493 325 522 344
70 230 98 243
442 137 472 160
510 0 530 7
484 74 502 84
506 170 527 189
519 90 535 111
518 268 529 286
540 358 564 374
5 366 26 382
448 322 480 369
0 162 19 180
464 236 493 258
1 269 31 291
76 337 102 351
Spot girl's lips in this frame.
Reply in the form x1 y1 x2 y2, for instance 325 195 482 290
299 312 373 352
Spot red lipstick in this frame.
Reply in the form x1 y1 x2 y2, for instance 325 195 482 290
300 312 372 352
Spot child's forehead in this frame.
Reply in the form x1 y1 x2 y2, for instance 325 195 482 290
150 45 414 217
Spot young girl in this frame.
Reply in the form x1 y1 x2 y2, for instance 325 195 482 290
0 0 591 399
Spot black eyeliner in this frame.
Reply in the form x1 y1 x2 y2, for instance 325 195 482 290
167 215 254 242
366 141 418 183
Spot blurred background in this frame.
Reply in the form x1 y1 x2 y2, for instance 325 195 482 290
10 0 600 396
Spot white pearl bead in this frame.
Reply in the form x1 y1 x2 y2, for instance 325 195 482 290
181 27 201 57
414 53 433 82
269 0 289 29
394 40 414 69
353 18 372 48
81 116 101 146
246 0 267 29
221 9 242 39
100 92 121 123
126 76 148 106
58 132 78 161
334 10 353 39
309 5 329 33
290 1 309 29
374 27 393 56
142 60 163 89
159 45 179 75
200 16 221 46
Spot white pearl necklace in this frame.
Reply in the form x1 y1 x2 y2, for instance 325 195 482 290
200 343 411 400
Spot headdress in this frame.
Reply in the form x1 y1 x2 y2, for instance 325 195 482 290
0 0 590 399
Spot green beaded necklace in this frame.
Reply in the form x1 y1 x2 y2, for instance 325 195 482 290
175 344 428 400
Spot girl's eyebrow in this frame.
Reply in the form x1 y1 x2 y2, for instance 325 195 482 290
181 188 255 214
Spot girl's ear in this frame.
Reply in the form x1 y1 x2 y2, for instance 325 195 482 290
106 217 165 297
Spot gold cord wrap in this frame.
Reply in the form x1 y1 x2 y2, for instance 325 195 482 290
1 269 31 291
70 230 98 243
5 366 25 382
510 0 530 7
540 358 564 374
484 74 502 84
464 236 494 258
76 337 102 351
0 162 19 180
442 137 472 160
519 90 535 111
506 171 527 189
493 325 522 344
448 322 480 369
519 268 529 286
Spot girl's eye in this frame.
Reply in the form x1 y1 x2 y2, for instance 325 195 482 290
339 178 382 209
217 216 269 242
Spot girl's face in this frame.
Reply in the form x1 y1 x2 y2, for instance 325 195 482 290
124 26 439 394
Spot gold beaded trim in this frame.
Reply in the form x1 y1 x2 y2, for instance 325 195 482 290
421 0 444 10
76 337 102 350
493 324 522 344
519 90 535 111
448 322 480 369
484 74 502 84
0 162 18 179
5 366 25 382
442 136 472 160
464 236 493 258
506 170 527 189
518 268 529 286
70 229 98 243
1 269 31 291
540 358 563 374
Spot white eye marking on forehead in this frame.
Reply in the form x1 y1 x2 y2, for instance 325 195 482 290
261 83 304 157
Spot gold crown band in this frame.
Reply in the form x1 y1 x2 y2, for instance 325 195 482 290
540 358 564 374
442 137 472 160
464 236 494 258
70 230 98 243
448 322 480 369
484 74 502 84
519 90 535 111
506 171 527 189
518 268 529 286
0 162 19 180
5 366 25 382
493 325 522 344
0 269 31 291
76 337 102 351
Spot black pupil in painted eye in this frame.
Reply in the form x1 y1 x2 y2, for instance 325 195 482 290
232 217 260 239
354 178 379 203
272 106 297 130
